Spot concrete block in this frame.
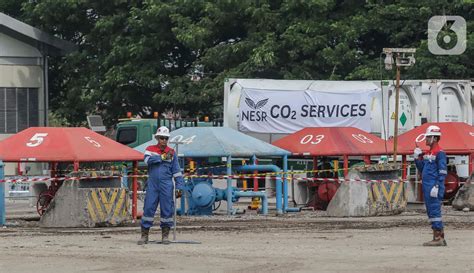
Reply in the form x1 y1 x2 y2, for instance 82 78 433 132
452 175 474 210
326 168 407 217
40 179 130 227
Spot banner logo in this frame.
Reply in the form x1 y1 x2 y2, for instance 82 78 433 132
245 97 269 110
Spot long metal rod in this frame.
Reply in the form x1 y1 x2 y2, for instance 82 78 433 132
132 161 138 220
173 175 177 241
164 141 200 244
393 63 401 160
226 155 233 215
172 141 180 241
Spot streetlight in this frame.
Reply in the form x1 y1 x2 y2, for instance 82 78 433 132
383 48 416 161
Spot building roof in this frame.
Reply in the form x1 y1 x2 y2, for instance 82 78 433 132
0 12 76 55
135 127 290 158
0 127 143 162
272 127 400 156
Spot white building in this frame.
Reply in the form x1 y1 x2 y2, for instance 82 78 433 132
0 12 75 175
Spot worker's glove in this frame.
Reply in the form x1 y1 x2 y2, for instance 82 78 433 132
175 189 183 199
161 153 167 161
430 185 439 198
413 147 423 157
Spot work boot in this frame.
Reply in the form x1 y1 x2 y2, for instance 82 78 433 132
162 227 171 245
423 229 447 247
440 229 447 246
137 227 149 245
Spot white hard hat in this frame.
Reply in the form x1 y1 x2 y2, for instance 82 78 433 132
154 126 170 137
425 125 441 137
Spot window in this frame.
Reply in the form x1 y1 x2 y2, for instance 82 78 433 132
116 127 137 145
0 87 39 133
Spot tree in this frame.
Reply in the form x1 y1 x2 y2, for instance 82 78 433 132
5 0 471 126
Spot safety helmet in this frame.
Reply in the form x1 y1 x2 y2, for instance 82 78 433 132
425 125 441 137
154 126 170 137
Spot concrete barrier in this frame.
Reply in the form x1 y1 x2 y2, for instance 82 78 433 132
452 173 474 210
326 166 407 217
40 177 130 228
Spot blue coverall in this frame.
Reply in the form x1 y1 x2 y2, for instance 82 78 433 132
141 146 184 229
414 143 447 230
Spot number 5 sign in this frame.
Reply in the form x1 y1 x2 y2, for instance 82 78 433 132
26 133 48 147
84 136 101 148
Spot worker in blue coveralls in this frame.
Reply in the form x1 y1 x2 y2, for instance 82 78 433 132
138 126 184 245
414 125 447 247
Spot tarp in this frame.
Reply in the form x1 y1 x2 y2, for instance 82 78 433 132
0 127 144 162
272 127 400 156
135 127 290 157
394 122 474 155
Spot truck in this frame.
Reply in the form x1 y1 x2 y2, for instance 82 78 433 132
114 117 222 148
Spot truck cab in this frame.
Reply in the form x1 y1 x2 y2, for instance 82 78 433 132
115 118 220 148
115 119 157 148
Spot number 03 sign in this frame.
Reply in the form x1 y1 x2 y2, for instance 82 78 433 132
300 134 325 145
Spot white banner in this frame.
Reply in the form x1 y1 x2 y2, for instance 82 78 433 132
239 88 378 133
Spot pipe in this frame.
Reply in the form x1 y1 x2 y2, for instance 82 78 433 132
235 191 268 215
251 155 258 191
469 153 473 175
343 155 349 177
226 156 233 215
73 161 80 172
235 164 283 215
402 155 407 179
283 155 288 212
121 164 128 189
364 155 371 165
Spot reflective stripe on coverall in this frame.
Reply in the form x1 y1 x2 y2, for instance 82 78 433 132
141 145 184 229
414 142 447 230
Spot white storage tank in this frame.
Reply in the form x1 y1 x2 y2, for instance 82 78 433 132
371 80 422 139
421 80 472 124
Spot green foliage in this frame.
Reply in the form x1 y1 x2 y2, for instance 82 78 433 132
4 0 472 125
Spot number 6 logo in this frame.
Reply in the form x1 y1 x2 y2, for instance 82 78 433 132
26 133 48 147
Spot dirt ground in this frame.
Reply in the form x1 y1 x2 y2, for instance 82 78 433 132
0 205 473 273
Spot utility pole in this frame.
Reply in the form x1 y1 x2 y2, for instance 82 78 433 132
393 62 401 160
383 48 416 161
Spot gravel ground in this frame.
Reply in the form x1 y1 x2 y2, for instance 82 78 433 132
0 205 473 273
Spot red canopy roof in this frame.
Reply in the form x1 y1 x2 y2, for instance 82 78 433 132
0 127 144 162
394 122 474 155
272 127 399 156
